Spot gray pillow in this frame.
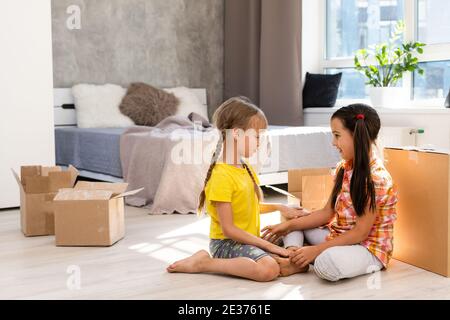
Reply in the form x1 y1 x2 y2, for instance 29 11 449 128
119 83 179 126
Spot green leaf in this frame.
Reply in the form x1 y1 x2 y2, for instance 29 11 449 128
352 20 429 87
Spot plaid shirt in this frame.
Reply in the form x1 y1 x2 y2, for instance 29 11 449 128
326 153 398 268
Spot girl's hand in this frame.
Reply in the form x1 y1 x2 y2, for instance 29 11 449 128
279 205 311 220
266 243 290 258
290 246 322 268
261 221 291 244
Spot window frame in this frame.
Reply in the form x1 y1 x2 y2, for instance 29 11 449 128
316 0 450 107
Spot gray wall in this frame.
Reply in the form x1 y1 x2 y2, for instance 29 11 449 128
51 0 224 114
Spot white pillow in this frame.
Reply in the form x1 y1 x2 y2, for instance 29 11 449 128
164 87 209 121
72 84 134 128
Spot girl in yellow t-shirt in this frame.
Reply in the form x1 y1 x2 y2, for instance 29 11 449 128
167 97 304 282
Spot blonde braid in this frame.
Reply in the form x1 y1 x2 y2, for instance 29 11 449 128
241 161 264 202
197 131 225 215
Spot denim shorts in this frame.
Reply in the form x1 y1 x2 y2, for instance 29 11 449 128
209 239 269 261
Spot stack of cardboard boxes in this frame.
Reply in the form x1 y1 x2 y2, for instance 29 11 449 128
12 165 142 247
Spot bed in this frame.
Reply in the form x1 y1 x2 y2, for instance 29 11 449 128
54 88 341 213
54 88 340 186
55 122 340 186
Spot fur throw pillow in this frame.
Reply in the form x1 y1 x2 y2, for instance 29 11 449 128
164 87 209 121
119 83 179 126
72 84 134 128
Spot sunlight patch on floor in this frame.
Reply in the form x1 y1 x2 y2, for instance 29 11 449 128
261 282 305 300
157 217 210 239
149 247 193 264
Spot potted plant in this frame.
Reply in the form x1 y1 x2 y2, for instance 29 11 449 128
354 21 426 108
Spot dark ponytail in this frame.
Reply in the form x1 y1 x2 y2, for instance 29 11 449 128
351 116 376 215
331 104 380 217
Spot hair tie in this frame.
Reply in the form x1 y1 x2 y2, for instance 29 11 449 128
356 114 365 120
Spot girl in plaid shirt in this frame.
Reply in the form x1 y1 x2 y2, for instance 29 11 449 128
262 104 398 281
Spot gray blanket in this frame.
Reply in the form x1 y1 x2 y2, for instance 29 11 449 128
120 115 218 214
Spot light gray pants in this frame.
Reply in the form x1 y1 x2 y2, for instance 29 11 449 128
283 228 384 282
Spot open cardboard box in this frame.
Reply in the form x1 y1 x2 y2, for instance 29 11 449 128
384 146 450 277
53 181 143 247
288 167 334 211
11 165 78 236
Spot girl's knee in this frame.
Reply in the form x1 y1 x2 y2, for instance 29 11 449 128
313 246 382 282
313 250 342 282
255 257 280 282
283 231 304 248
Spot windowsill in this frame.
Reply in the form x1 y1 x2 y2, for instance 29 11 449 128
304 107 450 115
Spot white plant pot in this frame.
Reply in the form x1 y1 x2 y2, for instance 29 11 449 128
369 87 407 109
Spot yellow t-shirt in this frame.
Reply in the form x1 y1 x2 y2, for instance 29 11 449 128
205 163 261 239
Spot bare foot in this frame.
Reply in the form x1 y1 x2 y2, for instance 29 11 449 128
166 250 211 273
274 256 309 277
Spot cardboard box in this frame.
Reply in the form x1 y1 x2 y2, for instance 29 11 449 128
288 168 334 211
384 147 450 277
11 165 78 236
53 181 143 247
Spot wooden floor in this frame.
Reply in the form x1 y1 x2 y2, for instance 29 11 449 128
1 191 450 300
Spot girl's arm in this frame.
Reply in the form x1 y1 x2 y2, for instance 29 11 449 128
290 206 378 268
317 206 377 251
287 200 335 231
215 202 289 257
259 202 309 219
261 197 335 243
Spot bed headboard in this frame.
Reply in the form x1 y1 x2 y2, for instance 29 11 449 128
53 87 208 126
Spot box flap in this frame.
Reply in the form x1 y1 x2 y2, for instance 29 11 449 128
68 165 79 186
54 189 113 201
288 167 333 192
49 171 74 192
48 165 78 191
41 166 62 176
11 169 24 190
21 166 42 180
23 176 50 193
301 175 334 211
112 187 145 199
302 175 334 200
75 181 129 196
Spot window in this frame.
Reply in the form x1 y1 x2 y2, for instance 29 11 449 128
417 0 450 45
321 0 450 105
326 0 404 59
326 68 367 99
414 0 450 100
413 60 450 99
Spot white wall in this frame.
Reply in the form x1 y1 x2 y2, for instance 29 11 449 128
302 0 323 76
305 108 450 150
0 0 55 208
